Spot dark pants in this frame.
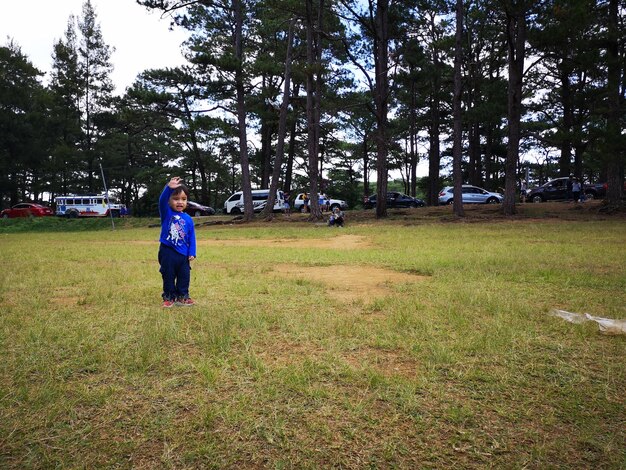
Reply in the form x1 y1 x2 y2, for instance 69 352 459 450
329 217 344 227
158 244 191 300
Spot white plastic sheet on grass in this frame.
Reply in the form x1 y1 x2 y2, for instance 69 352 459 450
549 309 626 336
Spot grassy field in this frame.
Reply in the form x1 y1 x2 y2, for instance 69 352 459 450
1 204 625 468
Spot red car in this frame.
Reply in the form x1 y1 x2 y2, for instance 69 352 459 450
1 203 54 218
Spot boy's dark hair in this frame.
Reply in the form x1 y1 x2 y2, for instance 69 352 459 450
172 184 190 198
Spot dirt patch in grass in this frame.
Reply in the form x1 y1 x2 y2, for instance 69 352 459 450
253 340 419 379
197 234 371 250
341 347 420 378
50 286 83 306
255 339 327 367
50 296 82 306
272 263 427 302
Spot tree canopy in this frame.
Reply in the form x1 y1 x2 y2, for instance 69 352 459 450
1 0 624 216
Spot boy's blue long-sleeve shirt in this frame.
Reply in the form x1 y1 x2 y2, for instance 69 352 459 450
159 185 197 258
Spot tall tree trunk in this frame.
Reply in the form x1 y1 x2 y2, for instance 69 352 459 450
605 0 623 205
283 110 298 193
234 0 253 220
374 0 390 219
85 59 94 193
260 118 271 188
468 122 481 185
502 4 526 216
428 83 441 206
262 18 295 219
283 82 300 193
362 130 370 199
182 99 208 203
559 60 573 177
427 112 441 205
427 40 442 206
305 0 323 219
409 76 417 197
484 126 493 187
452 0 465 217
313 0 326 216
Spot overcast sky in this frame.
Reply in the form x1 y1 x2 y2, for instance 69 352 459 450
2 0 432 180
1 0 188 95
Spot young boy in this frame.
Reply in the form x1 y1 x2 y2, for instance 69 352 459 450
158 176 196 307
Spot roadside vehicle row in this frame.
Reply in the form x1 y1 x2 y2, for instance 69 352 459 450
5 177 620 219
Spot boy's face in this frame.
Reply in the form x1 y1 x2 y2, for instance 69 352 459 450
169 192 188 212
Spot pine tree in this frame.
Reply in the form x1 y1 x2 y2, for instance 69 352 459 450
451 0 465 217
49 18 83 195
0 42 49 206
76 0 114 192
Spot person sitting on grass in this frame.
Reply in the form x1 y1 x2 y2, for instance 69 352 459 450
158 176 196 308
328 207 345 227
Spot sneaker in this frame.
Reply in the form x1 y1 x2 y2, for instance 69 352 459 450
162 299 175 308
179 298 195 307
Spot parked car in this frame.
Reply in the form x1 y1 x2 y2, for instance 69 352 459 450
363 192 426 209
438 185 503 205
1 203 54 218
293 192 348 212
526 177 607 202
582 182 607 200
185 201 215 217
223 189 285 215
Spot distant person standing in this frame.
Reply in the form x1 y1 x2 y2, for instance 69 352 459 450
302 193 309 213
571 178 582 203
319 193 329 212
323 193 330 212
283 192 291 216
520 180 528 203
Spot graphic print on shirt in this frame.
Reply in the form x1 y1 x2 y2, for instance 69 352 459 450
167 214 187 246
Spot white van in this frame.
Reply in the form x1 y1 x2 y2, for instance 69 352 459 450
223 189 285 215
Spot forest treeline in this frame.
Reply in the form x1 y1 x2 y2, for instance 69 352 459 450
0 0 624 217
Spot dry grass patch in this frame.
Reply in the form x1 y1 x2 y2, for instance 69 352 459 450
196 234 372 250
271 263 427 302
50 286 84 307
253 339 327 368
341 347 420 379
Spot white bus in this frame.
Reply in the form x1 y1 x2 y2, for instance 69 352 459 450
223 189 285 215
54 194 126 218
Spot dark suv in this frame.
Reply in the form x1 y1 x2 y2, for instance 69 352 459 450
364 192 425 209
526 177 606 202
